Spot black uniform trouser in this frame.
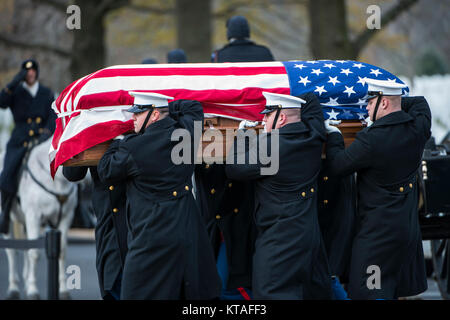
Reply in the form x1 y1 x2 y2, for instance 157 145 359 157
0 190 15 234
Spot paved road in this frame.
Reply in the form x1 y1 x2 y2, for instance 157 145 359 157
0 239 101 300
0 238 445 300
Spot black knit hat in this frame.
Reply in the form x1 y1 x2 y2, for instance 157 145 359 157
167 49 187 63
226 16 250 40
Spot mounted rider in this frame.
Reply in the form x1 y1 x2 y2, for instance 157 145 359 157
0 59 57 234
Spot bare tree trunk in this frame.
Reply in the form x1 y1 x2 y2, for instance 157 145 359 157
69 0 106 80
308 0 355 60
308 0 419 60
175 0 212 63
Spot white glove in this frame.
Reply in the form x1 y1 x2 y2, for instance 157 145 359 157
364 116 373 127
113 134 125 140
262 121 267 133
324 119 342 134
238 120 258 130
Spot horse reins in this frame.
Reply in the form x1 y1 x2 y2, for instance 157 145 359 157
23 160 75 229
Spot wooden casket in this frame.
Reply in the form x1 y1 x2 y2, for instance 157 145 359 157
63 118 365 166
54 60 405 172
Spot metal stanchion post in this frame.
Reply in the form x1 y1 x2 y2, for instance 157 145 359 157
45 229 61 300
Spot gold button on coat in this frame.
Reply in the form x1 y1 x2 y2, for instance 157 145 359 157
27 118 32 124
109 185 114 191
311 188 314 193
205 164 210 169
216 215 221 220
173 191 177 196
29 130 34 136
36 117 41 124
234 208 239 213
113 208 118 213
228 183 232 188
23 141 28 147
211 188 216 194
185 186 189 191
409 183 413 188
38 128 43 134
301 192 306 197
323 176 328 181
324 200 329 204
399 187 404 192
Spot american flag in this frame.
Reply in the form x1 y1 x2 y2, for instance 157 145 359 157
50 60 407 176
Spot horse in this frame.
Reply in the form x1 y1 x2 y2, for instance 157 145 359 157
1 136 78 299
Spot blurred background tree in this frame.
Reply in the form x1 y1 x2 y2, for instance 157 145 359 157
0 0 448 92
416 50 449 76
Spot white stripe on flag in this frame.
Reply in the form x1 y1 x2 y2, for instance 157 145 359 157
104 62 285 69
52 106 132 159
73 74 290 108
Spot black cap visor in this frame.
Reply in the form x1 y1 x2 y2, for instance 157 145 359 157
126 104 154 113
260 104 281 114
364 91 383 102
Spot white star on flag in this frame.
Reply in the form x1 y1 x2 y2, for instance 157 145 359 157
357 98 367 105
357 76 366 86
352 63 365 69
298 76 311 86
327 109 339 120
311 68 323 76
343 85 356 97
328 76 340 86
323 63 336 69
294 64 306 69
340 68 353 76
327 97 340 105
314 85 327 96
357 113 366 119
387 78 398 83
370 69 382 77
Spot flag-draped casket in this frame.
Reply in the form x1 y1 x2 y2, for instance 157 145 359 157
50 60 408 176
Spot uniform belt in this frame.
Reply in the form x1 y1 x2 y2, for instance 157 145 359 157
146 183 193 201
379 175 416 194
258 183 318 202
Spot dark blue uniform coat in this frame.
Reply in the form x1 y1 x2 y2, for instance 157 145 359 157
212 39 274 63
63 166 128 299
326 96 431 299
194 163 256 290
226 93 332 299
0 83 56 193
317 166 357 283
97 100 221 300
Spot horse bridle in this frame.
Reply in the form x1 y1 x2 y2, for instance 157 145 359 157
23 157 75 230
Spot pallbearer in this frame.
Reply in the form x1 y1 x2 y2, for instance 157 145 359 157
63 165 128 300
97 92 221 299
325 78 430 299
226 91 332 299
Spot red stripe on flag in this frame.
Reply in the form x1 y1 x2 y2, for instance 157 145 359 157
76 88 291 110
92 66 287 78
51 119 133 178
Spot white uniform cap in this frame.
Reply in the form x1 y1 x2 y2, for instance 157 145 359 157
365 78 407 97
260 92 306 114
129 91 174 107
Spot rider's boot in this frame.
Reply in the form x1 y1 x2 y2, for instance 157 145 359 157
0 191 14 234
